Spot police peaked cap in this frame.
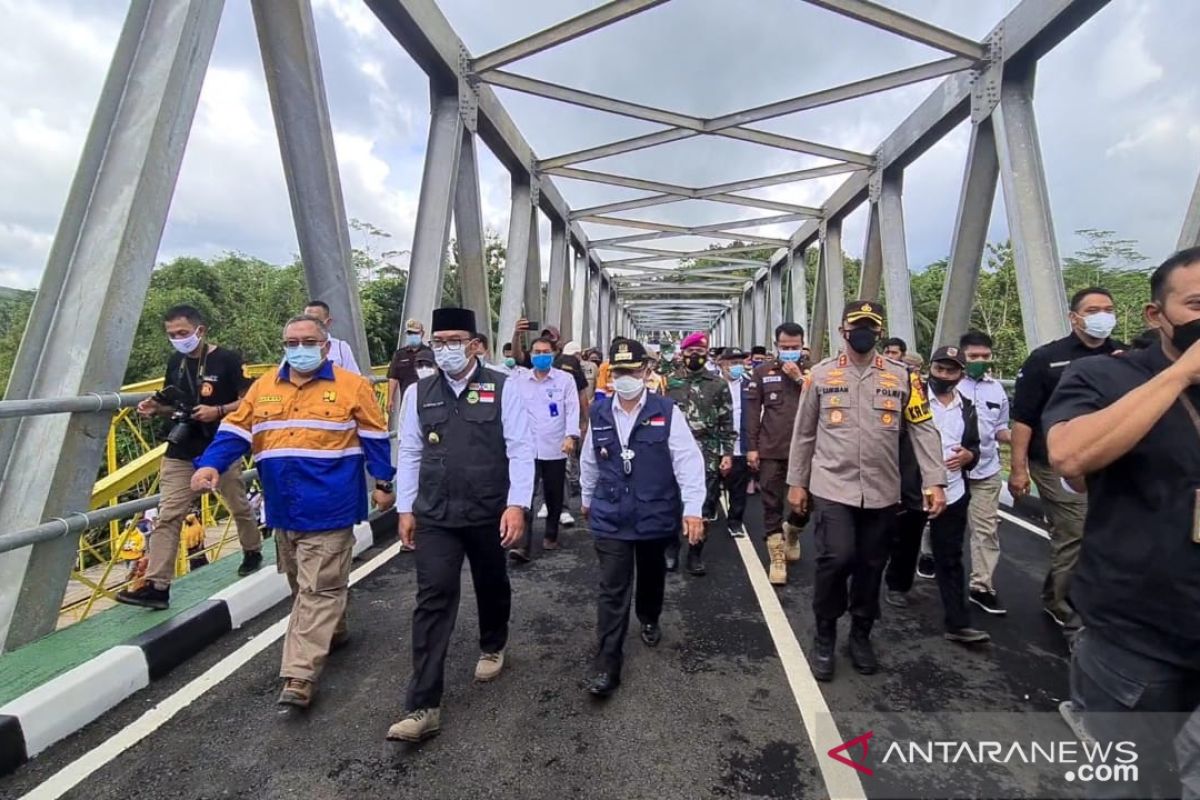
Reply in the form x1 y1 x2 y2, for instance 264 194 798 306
431 307 477 334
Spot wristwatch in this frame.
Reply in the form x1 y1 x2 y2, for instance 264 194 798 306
375 481 395 493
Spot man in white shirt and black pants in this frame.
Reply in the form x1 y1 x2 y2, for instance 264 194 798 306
304 301 362 374
509 335 580 561
957 330 1012 615
580 340 706 698
718 348 752 536
925 347 990 645
387 307 535 743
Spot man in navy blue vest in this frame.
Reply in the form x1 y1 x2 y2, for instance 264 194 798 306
580 339 707 697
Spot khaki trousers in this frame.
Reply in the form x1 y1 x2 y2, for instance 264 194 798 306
276 528 355 682
967 472 1003 593
1028 459 1087 620
145 457 261 588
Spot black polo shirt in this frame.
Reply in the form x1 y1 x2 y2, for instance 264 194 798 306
1042 345 1200 668
1011 332 1124 463
162 346 248 460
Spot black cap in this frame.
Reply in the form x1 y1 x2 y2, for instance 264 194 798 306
720 347 746 361
930 345 966 368
750 345 768 356
431 307 477 334
609 339 647 370
843 300 885 325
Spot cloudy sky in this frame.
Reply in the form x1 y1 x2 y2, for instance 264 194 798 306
0 0 1197 293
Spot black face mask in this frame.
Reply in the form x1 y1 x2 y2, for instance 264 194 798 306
685 354 706 372
927 375 960 395
1163 309 1200 354
845 327 879 354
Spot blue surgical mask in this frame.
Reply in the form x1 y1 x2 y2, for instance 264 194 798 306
531 353 554 372
285 345 324 373
729 365 745 380
404 333 422 348
778 350 802 363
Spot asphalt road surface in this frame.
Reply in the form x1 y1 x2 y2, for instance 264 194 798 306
2 494 1078 800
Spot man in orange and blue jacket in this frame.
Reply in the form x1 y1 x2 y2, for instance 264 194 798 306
192 314 395 709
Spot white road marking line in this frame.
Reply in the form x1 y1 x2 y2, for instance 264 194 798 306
999 509 1051 540
723 499 867 800
22 539 405 800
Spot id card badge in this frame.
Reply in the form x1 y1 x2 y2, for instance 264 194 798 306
549 401 559 418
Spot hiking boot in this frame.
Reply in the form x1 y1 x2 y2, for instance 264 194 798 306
783 522 802 562
475 651 505 682
238 549 263 577
685 542 706 576
115 583 170 610
387 708 441 742
884 590 909 609
278 678 313 708
916 554 936 580
812 618 837 681
945 627 991 644
969 589 1007 616
766 533 787 586
848 617 878 675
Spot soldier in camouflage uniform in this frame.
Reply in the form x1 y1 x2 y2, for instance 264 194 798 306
664 332 735 576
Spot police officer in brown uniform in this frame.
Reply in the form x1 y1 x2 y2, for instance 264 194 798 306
787 301 947 681
745 321 808 586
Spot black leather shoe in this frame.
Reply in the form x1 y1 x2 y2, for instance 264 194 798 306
685 548 706 576
812 618 836 681
848 617 878 675
640 623 661 647
115 584 170 610
583 672 620 698
238 549 263 577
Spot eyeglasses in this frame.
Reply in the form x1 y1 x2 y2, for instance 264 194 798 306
282 338 327 348
431 338 472 350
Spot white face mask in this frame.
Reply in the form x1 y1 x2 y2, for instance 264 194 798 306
1081 310 1116 339
170 330 202 355
613 374 644 399
416 366 436 380
434 347 469 375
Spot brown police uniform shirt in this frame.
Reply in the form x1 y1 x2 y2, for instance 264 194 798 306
787 352 946 509
745 359 804 460
388 344 436 394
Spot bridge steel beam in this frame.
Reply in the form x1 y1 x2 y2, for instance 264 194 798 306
993 64 1069 348
0 0 223 651
405 91 463 332
769 263 784 335
789 248 809 331
820 220 846 356
546 220 569 333
859 196 883 301
597 276 611 350
454 129 493 339
878 171 917 348
1179 171 1200 251
524 205 543 331
934 117 999 349
798 0 987 60
570 250 587 344
752 275 768 346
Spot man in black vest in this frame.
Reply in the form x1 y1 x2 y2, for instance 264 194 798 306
579 339 707 698
386 307 535 742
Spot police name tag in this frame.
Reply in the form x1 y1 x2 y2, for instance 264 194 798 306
763 375 783 384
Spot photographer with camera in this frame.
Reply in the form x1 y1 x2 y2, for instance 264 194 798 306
115 305 261 611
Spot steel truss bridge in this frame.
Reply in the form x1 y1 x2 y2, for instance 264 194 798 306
1 0 1199 654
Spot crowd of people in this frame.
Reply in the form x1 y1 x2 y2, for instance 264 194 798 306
108 247 1200 793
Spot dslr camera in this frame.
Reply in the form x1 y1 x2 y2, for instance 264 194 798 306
152 385 196 446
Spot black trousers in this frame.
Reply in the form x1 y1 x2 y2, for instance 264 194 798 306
524 458 567 552
928 494 970 631
593 536 671 676
721 455 750 523
811 497 894 621
885 508 929 593
407 520 511 710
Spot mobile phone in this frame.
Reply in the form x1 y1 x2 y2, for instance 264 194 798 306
525 320 540 331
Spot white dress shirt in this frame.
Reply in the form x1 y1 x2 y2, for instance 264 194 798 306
327 336 361 375
511 366 580 461
958 374 1010 480
395 358 536 513
579 390 707 518
929 388 967 505
725 376 744 457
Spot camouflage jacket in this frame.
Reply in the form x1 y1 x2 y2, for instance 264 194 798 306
666 366 735 459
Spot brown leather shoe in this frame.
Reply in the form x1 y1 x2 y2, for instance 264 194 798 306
278 678 313 708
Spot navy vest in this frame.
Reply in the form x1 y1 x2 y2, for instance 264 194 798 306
588 393 681 540
414 363 509 526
